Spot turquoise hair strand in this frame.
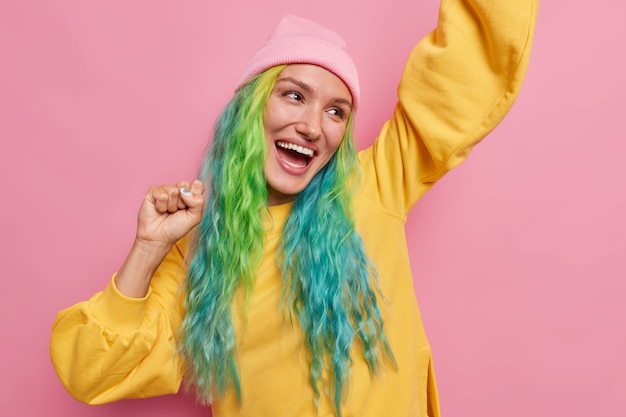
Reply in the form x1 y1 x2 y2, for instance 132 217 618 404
280 117 395 415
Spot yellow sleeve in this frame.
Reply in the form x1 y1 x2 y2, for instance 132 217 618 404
359 0 538 216
49 240 188 404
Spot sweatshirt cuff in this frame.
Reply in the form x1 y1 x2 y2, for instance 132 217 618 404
88 274 152 333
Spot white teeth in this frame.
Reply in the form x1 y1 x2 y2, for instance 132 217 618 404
276 141 314 157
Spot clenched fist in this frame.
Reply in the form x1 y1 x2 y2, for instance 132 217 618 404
115 179 205 298
136 179 205 250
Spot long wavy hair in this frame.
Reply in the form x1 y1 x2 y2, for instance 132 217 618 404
179 65 394 416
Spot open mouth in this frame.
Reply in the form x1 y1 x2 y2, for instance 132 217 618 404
275 140 315 168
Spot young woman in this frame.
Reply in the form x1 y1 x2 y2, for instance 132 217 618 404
50 2 538 416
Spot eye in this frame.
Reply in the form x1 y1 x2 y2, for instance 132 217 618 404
284 91 303 101
328 107 346 120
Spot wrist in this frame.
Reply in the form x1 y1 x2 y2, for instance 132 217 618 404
115 240 172 298
132 237 173 258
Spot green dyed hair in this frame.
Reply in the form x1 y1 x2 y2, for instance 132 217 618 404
180 65 394 416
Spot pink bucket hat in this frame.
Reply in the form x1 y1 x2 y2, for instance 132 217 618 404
236 15 360 111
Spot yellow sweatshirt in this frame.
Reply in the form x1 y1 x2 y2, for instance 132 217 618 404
50 1 538 416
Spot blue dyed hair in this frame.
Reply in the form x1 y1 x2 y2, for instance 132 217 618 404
180 66 394 416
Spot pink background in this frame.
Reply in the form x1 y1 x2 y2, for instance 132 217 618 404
1 0 624 416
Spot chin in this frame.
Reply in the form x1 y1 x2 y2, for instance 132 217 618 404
266 176 311 205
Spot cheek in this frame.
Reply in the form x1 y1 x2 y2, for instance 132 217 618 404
262 97 293 134
328 126 347 152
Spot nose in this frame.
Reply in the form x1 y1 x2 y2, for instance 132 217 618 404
295 107 322 141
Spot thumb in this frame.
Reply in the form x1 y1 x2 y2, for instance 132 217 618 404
180 179 205 219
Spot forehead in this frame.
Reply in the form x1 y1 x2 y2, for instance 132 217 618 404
276 64 352 104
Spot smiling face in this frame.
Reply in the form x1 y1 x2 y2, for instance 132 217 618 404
263 64 353 206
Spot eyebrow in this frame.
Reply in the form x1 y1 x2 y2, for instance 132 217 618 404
275 76 353 109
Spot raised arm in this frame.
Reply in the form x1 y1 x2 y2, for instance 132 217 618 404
360 0 538 215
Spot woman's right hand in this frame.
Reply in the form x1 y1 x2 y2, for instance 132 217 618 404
115 179 205 298
135 179 205 251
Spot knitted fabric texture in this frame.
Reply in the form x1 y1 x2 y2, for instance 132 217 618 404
236 15 360 111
